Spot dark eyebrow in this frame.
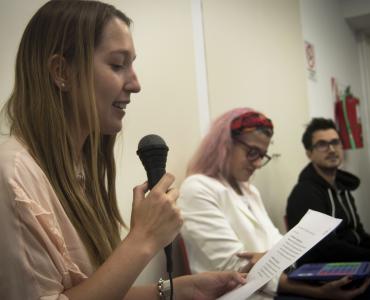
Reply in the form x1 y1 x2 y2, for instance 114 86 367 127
236 139 267 154
317 138 339 142
315 138 339 144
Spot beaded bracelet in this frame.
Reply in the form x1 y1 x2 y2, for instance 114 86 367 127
157 278 172 299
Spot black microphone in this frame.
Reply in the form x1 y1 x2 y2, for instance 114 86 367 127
136 134 173 275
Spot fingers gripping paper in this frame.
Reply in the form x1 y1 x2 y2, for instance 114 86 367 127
218 210 342 300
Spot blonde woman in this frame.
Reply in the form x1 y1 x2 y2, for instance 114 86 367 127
0 1 245 299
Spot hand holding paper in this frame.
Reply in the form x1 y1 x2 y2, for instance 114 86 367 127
218 210 342 300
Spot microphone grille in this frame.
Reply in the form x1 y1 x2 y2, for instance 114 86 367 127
137 134 168 151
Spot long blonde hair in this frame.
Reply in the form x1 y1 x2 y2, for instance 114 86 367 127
4 0 131 267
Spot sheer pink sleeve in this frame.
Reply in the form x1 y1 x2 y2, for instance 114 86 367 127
0 139 93 299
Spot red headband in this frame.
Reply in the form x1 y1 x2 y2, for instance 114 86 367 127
231 111 273 136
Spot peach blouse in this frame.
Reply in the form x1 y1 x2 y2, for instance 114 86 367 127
0 137 94 299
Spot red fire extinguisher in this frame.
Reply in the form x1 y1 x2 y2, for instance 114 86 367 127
334 81 363 150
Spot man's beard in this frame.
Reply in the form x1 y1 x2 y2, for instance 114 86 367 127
316 155 340 175
317 164 337 175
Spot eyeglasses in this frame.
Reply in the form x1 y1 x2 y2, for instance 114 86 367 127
311 138 342 152
235 139 271 167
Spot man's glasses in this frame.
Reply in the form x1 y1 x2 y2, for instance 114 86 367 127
311 138 342 152
235 139 271 167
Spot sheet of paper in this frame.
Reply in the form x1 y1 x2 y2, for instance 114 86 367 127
217 209 342 300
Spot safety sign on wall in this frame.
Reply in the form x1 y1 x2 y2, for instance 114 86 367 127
305 41 316 81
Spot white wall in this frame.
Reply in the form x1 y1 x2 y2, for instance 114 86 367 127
0 1 44 142
202 0 308 232
300 0 370 231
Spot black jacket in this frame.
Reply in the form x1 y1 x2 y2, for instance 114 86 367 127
286 163 370 266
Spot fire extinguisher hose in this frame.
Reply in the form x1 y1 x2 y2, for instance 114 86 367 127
341 91 356 149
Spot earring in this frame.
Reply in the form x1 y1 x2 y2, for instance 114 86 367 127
60 82 66 88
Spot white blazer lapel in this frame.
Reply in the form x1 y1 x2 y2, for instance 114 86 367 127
233 192 259 225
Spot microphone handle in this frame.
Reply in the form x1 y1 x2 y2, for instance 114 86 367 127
147 167 173 274
164 244 172 273
147 167 166 189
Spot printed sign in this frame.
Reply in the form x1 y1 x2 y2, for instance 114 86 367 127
305 41 316 81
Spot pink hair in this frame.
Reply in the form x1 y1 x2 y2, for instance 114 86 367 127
187 107 257 181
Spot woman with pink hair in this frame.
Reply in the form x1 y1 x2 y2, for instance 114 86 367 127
178 107 370 300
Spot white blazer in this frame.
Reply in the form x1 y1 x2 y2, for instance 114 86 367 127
178 174 283 298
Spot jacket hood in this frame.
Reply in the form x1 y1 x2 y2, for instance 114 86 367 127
298 163 360 191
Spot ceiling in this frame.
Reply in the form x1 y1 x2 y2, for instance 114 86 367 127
341 0 370 36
